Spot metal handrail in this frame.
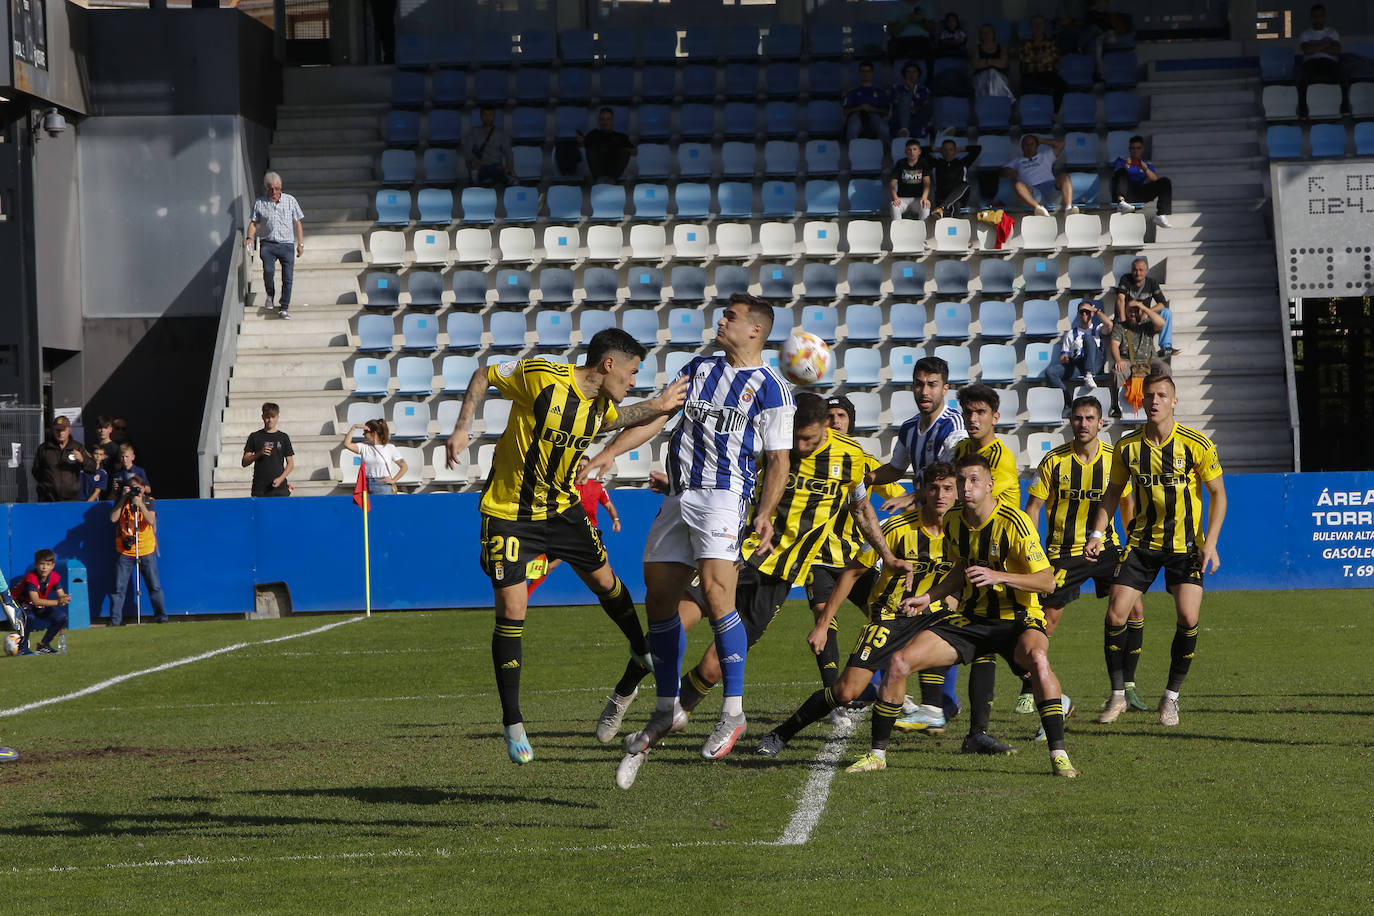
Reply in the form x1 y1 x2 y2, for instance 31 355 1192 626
195 226 249 498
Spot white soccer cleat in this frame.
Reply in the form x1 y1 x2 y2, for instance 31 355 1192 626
900 695 919 716
615 751 648 789
595 687 639 744
623 701 688 755
700 712 747 760
1158 696 1180 727
1098 694 1129 724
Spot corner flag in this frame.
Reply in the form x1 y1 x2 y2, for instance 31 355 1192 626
352 460 372 616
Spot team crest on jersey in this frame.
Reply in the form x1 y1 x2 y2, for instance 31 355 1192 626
740 387 755 404
831 463 842 477
497 360 518 378
1174 457 1186 469
494 562 505 579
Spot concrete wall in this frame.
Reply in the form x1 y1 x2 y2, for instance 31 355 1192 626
33 121 83 353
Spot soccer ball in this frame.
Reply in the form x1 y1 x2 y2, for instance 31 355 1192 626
780 332 831 386
3 633 20 657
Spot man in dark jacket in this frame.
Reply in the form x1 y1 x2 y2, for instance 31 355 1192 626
31 417 94 502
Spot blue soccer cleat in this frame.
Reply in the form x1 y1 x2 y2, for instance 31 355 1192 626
504 723 533 765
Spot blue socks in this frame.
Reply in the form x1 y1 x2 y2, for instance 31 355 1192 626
710 611 748 699
648 616 685 701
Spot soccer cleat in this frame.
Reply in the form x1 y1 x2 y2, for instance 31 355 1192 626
1032 694 1074 741
1158 696 1180 727
1051 754 1082 778
900 695 919 716
0 745 16 762
595 687 638 744
1098 694 1129 724
623 702 688 755
1124 684 1149 711
504 723 533 765
700 712 747 760
615 751 648 789
756 731 787 758
1014 692 1037 714
34 644 57 655
961 732 1018 756
844 752 887 773
893 704 946 735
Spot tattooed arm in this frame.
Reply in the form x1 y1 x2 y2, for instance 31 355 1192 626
444 367 488 468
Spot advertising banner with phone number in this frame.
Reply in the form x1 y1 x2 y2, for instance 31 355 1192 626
1281 472 1374 589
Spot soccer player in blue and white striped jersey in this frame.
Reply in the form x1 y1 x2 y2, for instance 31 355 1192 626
587 295 794 782
871 356 968 510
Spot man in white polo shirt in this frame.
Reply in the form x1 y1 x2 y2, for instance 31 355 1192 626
1002 135 1075 218
245 171 305 319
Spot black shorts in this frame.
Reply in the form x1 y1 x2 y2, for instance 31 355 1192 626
846 613 938 671
1043 546 1120 609
926 614 1046 666
479 505 607 588
806 564 878 614
683 564 790 647
1114 544 1204 592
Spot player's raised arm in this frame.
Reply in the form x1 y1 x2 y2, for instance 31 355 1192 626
446 364 489 467
851 495 914 591
750 448 790 557
600 376 687 433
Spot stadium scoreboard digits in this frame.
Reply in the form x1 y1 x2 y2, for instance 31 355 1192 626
1272 160 1374 300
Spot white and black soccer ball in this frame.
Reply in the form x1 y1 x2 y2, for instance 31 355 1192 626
780 331 831 386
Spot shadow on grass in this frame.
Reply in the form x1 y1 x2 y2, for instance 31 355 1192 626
242 786 594 807
1082 726 1371 747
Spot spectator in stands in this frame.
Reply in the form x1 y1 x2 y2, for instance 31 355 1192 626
1108 302 1169 418
971 22 1013 100
578 108 636 183
1003 134 1075 216
1111 135 1173 228
104 417 130 476
934 13 968 59
1113 257 1175 359
890 61 934 142
462 106 515 189
930 137 981 218
844 61 893 144
1047 300 1114 416
31 416 94 503
243 402 295 498
1018 14 1064 108
245 171 305 320
109 443 150 501
10 548 70 654
108 476 169 625
886 1 935 66
890 138 932 220
1298 4 1344 113
343 419 408 496
91 416 115 455
81 445 110 502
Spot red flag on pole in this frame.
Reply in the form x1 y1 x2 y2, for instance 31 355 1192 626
352 460 369 511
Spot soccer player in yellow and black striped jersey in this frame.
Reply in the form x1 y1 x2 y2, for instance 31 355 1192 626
887 453 1082 777
444 328 687 765
1023 396 1148 716
669 393 911 721
1086 374 1226 727
756 462 959 771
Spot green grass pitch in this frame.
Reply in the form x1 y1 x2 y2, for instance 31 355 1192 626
1 590 1370 913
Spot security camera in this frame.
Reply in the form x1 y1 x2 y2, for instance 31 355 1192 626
42 108 66 135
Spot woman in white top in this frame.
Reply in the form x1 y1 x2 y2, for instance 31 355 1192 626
342 419 408 495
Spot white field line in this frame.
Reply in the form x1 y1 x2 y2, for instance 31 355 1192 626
0 617 364 720
773 710 866 847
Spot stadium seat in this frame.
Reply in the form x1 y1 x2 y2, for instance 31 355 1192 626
430 70 464 107
536 226 576 263
453 228 491 265
338 449 364 485
1063 132 1100 169
390 401 430 443
1065 213 1103 249
768 306 794 344
847 392 880 430
673 223 709 260
978 301 1016 340
440 355 478 394
668 307 707 345
808 23 844 59
804 180 841 217
1026 387 1065 425
368 230 406 267
1019 215 1059 251
1073 382 1112 419
445 312 483 350
764 24 802 60
761 181 798 219
724 63 758 101
1061 93 1097 130
640 66 676 103
510 147 543 184
459 188 497 224
402 313 438 352
804 140 841 177
717 142 753 178
848 139 884 175
629 224 667 261
1351 83 1374 118
932 218 971 253
508 106 546 144
576 310 616 345
364 272 400 310
428 110 464 146
802 264 839 301
396 356 435 396
1068 173 1101 209
847 180 885 216
1109 212 1147 247
891 261 927 298
488 312 527 350
423 148 461 185
379 149 417 186
889 346 924 385
977 344 1017 383
715 223 753 259
716 183 752 220
513 68 550 105
801 221 839 258
979 260 1015 297
627 268 664 303
681 65 717 101
975 96 1012 132
933 261 969 298
1067 256 1105 293
1111 253 1139 282
1355 122 1374 156
1306 84 1342 120
759 222 795 259
994 388 1020 427
976 134 1013 171
1265 125 1303 159
412 229 450 266
934 302 972 340
640 26 678 63
1258 45 1296 83
637 105 672 142
345 402 385 441
933 345 971 385
1025 432 1061 465
356 314 394 353
533 311 572 350
1106 130 1134 162
890 220 926 256
585 225 622 262
762 140 800 178
481 400 511 438
416 188 454 226
1022 258 1059 294
662 351 694 384
352 358 390 397
842 348 881 387
889 389 917 421
546 186 583 222
636 144 671 181
760 264 795 300
725 25 760 61
764 62 801 99
620 308 659 348
722 102 757 139
405 271 443 311
476 30 516 67
1018 94 1054 131
1058 54 1095 90
713 265 749 300
493 269 531 306
431 442 468 485
844 304 882 342
374 189 411 227
674 184 712 221
589 184 626 221
1023 342 1055 381
383 110 420 147
801 305 839 344
845 220 884 257
501 187 537 224
889 303 927 342
633 184 669 221
497 227 536 263
1103 52 1138 89
1105 91 1140 128
581 267 619 305
445 271 483 309
934 97 970 131
670 265 707 302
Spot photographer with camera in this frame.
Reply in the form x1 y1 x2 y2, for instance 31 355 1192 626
107 475 169 625
31 416 95 502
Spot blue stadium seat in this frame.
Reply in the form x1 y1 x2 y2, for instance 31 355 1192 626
432 33 471 67
441 355 479 393
1069 172 1101 208
511 147 543 183
394 34 430 69
364 271 400 310
1067 256 1105 292
678 142 714 179
578 309 616 342
1061 93 1097 130
808 23 844 59
975 96 1012 132
509 107 545 144
1265 125 1302 159
979 260 1016 297
723 103 757 138
520 29 555 65
760 264 795 300
416 188 453 225
471 70 508 106
402 313 439 351
670 265 708 302
496 187 534 224
933 345 971 385
621 309 660 347
1105 91 1140 128
627 268 664 302
764 24 801 59
581 267 619 305
432 70 465 107
641 65 676 103
476 30 515 67
713 265 749 301
600 66 634 103
718 182 754 219
423 148 459 184
764 62 801 99
976 134 1013 171
761 181 797 218
851 21 886 56
978 300 1016 340
977 344 1017 383
724 63 758 100
560 29 597 65
933 261 969 298
1059 54 1095 90
380 149 417 185
1064 132 1100 169
934 301 972 340
1310 123 1346 157
889 346 924 384
808 61 844 99
1103 52 1137 89
680 104 716 141
495 269 532 305
802 306 839 344
554 106 589 140
1018 95 1054 132
802 263 839 301
674 184 712 220
845 304 882 342
843 348 882 388
407 271 443 309
450 270 487 307
637 144 671 180
629 184 667 221
538 268 574 304
764 101 800 138
534 312 571 350
848 138 884 175
1026 387 1065 425
596 27 632 64
384 110 420 147
765 306 792 344
846 262 884 299
1355 122 1374 156
934 97 969 131
889 303 927 343
889 261 925 298
396 356 435 395
357 314 394 353
641 27 679 63
931 57 971 95
847 180 885 216
804 140 841 177
682 65 717 101
445 313 483 351
1023 342 1055 381
1259 45 1296 83
763 141 799 177
556 67 592 106
806 100 844 138
546 185 583 221
488 312 526 349
721 142 756 178
636 105 672 142
460 187 497 224
374 189 411 226
353 358 390 397
1106 130 1134 162
428 109 464 145
668 307 707 344
725 25 759 61
1022 258 1060 294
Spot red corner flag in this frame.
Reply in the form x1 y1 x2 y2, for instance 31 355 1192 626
352 461 369 511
